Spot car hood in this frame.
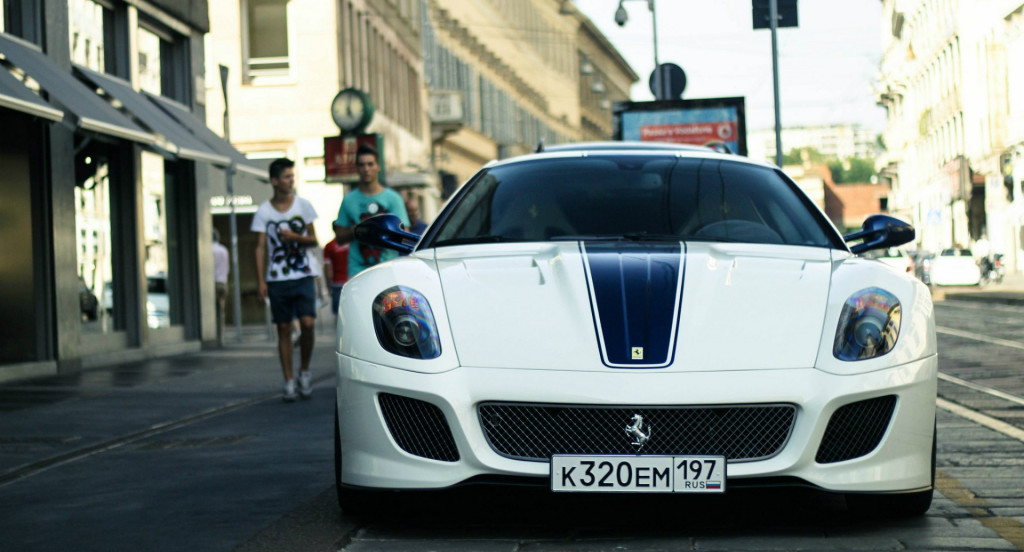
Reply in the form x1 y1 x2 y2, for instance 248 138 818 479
434 241 834 372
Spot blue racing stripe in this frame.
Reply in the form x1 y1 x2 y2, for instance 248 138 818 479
583 242 683 367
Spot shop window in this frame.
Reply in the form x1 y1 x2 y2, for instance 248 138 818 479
75 146 118 333
141 151 174 330
242 0 291 80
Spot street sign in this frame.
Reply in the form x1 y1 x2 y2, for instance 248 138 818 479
649 63 686 100
753 0 798 29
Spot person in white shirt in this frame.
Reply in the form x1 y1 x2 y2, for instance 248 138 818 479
212 228 229 346
251 158 321 402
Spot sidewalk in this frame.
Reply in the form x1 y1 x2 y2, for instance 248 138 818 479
933 272 1024 305
0 324 337 487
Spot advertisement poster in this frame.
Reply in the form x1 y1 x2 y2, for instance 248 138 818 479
324 133 384 183
613 97 747 156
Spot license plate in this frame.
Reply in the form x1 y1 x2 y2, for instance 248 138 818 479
551 455 725 493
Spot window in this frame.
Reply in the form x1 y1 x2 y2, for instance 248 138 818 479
141 150 174 329
68 0 110 73
2 0 40 44
137 25 162 95
137 22 188 102
243 0 290 79
75 144 119 334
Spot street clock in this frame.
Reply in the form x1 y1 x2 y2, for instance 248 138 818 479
330 88 374 135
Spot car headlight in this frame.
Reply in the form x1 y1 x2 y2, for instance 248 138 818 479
372 286 441 359
833 288 901 361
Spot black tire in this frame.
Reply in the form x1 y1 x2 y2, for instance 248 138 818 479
334 405 386 516
846 422 936 518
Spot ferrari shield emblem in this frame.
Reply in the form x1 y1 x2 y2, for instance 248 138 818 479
631 347 644 360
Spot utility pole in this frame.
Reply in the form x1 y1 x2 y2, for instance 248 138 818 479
219 64 243 342
770 0 783 167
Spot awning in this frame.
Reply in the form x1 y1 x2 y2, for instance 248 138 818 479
145 92 268 180
0 62 63 121
75 65 231 166
0 32 154 144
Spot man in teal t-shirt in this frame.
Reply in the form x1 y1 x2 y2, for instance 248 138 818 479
332 145 409 277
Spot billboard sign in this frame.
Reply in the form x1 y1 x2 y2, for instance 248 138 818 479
325 133 384 183
613 97 747 156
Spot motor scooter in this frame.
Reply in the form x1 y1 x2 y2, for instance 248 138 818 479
979 254 1005 285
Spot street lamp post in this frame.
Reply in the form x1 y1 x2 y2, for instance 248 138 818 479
219 64 243 343
615 0 667 100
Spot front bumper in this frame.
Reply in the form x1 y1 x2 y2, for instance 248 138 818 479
335 354 937 493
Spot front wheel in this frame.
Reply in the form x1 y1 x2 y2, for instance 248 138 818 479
846 422 936 518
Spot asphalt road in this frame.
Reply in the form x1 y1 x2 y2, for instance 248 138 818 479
1 296 1023 551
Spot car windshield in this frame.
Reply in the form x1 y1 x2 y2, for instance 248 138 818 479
426 155 841 248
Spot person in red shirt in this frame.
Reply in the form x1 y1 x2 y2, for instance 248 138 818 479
323 238 350 320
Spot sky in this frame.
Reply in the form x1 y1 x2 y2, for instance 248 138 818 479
574 0 888 133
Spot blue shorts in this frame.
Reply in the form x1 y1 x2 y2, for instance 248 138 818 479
266 277 317 324
330 284 344 316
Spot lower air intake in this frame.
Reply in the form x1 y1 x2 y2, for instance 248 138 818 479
378 393 459 462
816 395 897 464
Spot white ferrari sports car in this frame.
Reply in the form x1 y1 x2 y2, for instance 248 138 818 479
335 143 937 517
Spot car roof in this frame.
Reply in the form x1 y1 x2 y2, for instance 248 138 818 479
486 142 768 170
540 141 715 153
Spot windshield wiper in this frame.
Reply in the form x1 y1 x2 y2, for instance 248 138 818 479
432 235 512 247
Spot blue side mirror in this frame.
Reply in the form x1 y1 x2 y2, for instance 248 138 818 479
353 214 418 254
843 214 915 255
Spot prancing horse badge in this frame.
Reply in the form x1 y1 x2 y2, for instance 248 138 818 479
631 347 643 360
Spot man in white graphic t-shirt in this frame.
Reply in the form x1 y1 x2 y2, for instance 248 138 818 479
252 158 321 402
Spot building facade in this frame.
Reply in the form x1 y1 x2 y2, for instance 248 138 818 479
204 0 432 323
876 0 1024 268
1 0 249 381
423 0 636 187
205 0 637 322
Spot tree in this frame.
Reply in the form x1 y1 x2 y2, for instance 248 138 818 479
829 157 877 184
782 147 828 165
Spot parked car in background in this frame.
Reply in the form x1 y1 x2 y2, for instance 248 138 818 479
930 248 981 286
334 142 937 519
863 247 915 275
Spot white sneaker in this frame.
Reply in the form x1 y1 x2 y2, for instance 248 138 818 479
298 371 312 399
282 379 297 402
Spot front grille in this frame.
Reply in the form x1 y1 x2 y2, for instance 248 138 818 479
479 402 796 462
378 393 459 462
815 395 897 464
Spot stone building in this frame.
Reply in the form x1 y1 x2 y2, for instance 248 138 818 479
204 0 638 323
1 0 254 381
876 0 1024 269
